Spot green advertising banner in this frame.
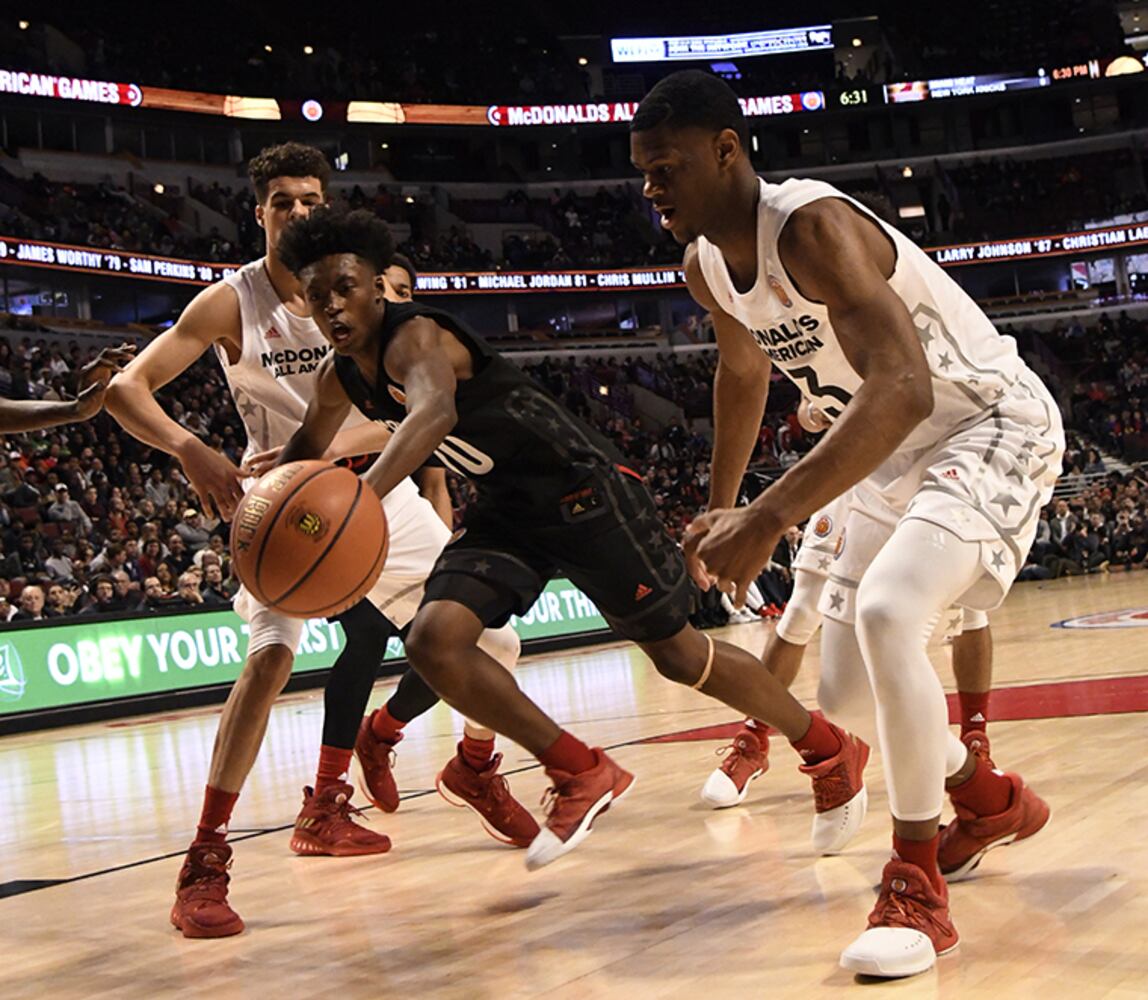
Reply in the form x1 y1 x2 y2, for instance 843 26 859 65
0 578 608 718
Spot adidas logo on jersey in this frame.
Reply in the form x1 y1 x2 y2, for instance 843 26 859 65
969 712 985 723
265 325 282 339
942 468 961 480
634 583 653 601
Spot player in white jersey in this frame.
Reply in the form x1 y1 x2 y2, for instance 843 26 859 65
630 72 1063 978
106 143 534 940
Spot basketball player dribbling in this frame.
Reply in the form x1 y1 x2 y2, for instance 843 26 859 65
273 205 872 873
629 70 1063 977
703 406 999 809
106 143 534 940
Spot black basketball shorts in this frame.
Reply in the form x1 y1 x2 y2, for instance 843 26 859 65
419 466 694 644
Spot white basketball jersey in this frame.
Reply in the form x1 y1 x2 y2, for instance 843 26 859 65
694 178 1040 453
218 258 418 509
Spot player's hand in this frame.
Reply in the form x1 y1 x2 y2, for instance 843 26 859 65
684 506 782 607
70 381 109 422
241 446 283 478
79 342 136 390
797 397 831 434
177 437 245 520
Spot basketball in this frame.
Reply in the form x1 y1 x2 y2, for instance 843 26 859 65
230 460 388 618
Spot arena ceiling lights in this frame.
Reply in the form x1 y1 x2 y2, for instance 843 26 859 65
609 26 833 62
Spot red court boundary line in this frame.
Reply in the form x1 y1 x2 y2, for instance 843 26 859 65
640 673 1148 744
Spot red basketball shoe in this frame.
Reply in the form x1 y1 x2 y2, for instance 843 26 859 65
289 783 392 857
170 842 245 939
355 714 401 813
799 724 870 855
939 771 1050 881
525 749 634 871
839 860 959 978
961 729 995 768
436 746 540 848
700 727 769 808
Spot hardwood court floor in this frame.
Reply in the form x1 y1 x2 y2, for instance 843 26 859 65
3 573 1148 999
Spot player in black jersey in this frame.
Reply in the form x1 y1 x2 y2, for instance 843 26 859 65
276 207 868 871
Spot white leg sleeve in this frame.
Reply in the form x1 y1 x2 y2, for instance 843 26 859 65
476 623 520 672
775 568 826 646
817 617 878 749
854 519 984 821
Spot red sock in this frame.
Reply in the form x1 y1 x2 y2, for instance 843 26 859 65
315 745 353 793
949 757 1012 816
958 690 990 737
538 730 597 775
461 733 495 771
195 785 239 845
893 832 944 892
790 714 842 764
370 704 405 743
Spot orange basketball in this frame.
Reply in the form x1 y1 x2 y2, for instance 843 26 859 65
230 460 388 619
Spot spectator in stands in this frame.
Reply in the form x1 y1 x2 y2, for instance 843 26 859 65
174 509 211 552
45 582 75 617
112 569 143 611
11 584 54 622
173 570 209 609
78 575 120 616
165 534 193 574
47 483 93 535
43 539 73 580
1048 499 1079 552
12 533 48 578
200 560 234 605
89 541 127 576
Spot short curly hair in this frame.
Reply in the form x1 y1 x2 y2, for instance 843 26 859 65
247 142 330 202
277 206 396 276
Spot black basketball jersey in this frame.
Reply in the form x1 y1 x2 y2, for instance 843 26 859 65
333 301 628 514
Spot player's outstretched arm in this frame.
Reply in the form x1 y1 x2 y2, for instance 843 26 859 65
361 316 459 500
105 281 246 518
684 245 772 511
276 355 352 466
681 246 770 591
0 341 136 431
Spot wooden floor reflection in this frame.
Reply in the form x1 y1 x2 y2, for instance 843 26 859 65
3 573 1148 998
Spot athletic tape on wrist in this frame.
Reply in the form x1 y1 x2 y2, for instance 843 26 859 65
692 634 716 691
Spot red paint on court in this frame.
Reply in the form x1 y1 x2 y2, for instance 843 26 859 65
641 673 1148 744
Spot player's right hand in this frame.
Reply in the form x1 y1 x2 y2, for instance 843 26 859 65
241 446 282 478
177 437 245 520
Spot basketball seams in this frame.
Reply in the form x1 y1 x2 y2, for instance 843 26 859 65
247 463 345 602
271 477 379 613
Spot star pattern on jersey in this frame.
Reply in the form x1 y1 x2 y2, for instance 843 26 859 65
828 590 844 611
660 551 679 575
546 418 560 432
472 559 492 575
937 352 954 371
1005 464 1028 484
990 549 1007 570
990 492 1020 516
817 556 831 571
646 530 663 548
233 388 258 419
993 387 1007 400
946 612 963 634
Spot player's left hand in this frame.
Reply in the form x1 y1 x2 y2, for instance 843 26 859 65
684 506 782 607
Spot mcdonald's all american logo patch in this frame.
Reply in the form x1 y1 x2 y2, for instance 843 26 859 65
813 514 833 538
1052 607 1148 630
